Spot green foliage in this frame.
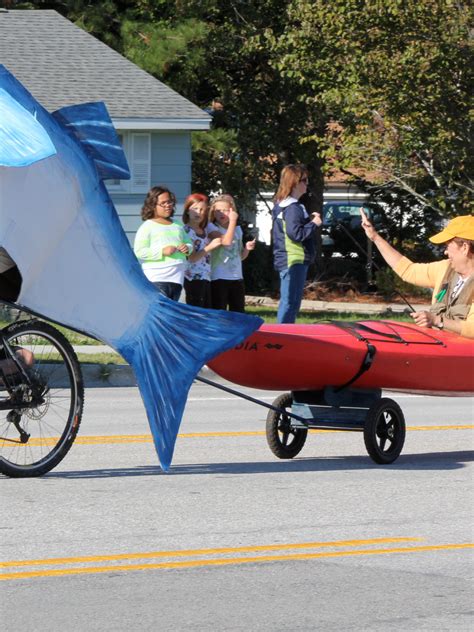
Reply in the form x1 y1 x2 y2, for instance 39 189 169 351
272 0 473 217
191 128 243 197
79 353 126 365
374 267 432 301
121 18 210 98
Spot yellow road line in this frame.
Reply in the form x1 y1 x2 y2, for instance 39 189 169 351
1 537 421 569
75 431 263 444
407 425 474 431
13 424 473 447
1 543 472 581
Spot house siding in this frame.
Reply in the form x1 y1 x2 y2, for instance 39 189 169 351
109 130 192 245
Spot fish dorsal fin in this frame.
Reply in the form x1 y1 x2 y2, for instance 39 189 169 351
0 88 56 167
52 102 130 181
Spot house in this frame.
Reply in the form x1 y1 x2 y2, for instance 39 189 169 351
0 8 210 243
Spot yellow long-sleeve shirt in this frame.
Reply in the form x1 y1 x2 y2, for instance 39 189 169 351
394 256 474 339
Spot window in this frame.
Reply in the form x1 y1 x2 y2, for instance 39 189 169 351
105 132 151 194
130 134 151 193
323 203 364 223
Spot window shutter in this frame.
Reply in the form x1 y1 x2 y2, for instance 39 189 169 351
106 132 126 187
130 133 151 193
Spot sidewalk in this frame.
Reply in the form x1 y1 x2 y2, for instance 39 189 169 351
74 297 424 387
245 295 427 315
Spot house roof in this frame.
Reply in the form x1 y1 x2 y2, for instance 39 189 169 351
0 9 210 130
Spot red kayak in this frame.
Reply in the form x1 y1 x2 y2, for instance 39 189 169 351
208 321 474 396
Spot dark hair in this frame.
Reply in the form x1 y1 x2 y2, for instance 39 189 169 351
452 238 474 254
141 186 176 220
182 193 209 230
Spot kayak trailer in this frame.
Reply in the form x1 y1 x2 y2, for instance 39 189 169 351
195 375 406 465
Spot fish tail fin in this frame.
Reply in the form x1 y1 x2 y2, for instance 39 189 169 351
118 296 262 471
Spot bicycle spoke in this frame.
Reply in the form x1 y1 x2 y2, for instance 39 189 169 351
0 320 83 477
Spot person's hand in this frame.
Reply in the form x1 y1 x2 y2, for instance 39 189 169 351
411 310 438 329
177 243 190 254
311 212 322 227
228 209 239 224
245 238 256 251
360 209 378 241
162 245 177 256
205 237 222 252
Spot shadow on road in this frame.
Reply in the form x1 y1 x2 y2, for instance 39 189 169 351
45 450 473 479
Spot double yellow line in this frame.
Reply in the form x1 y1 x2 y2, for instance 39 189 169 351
1 537 472 581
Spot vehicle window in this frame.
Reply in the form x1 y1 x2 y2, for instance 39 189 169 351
323 203 364 221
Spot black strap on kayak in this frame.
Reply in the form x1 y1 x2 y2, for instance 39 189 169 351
337 342 377 392
329 321 377 392
330 319 444 346
345 321 404 342
373 320 444 345
352 321 407 343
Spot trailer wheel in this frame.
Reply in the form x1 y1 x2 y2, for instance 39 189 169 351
266 393 307 459
364 398 405 464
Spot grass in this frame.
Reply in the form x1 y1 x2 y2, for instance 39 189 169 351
56 326 98 345
0 318 98 345
31 352 125 364
245 306 412 324
77 352 126 365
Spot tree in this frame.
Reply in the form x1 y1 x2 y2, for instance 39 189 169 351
269 0 473 234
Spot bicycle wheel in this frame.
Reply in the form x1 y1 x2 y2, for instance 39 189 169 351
0 320 84 477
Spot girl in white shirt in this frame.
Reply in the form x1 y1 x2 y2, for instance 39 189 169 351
208 194 256 312
182 193 222 307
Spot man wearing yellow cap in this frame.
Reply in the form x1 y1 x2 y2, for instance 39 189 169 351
360 212 474 338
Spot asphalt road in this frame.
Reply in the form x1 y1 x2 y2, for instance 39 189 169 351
1 383 473 631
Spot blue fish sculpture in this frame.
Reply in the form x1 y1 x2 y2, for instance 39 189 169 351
0 65 262 470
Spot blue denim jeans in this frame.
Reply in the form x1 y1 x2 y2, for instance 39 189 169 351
277 264 308 323
153 281 182 302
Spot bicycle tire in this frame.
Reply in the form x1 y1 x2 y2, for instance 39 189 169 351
0 320 84 477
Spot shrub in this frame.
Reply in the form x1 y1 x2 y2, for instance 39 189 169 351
374 267 431 300
243 242 277 296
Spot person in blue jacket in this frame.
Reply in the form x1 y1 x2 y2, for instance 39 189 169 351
272 164 322 323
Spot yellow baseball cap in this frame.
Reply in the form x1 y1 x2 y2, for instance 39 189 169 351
429 215 474 244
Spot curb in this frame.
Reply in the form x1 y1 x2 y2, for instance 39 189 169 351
81 363 137 388
80 363 218 388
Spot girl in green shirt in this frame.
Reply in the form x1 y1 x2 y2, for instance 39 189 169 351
134 186 192 301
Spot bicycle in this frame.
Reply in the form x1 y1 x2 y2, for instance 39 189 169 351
0 301 84 477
